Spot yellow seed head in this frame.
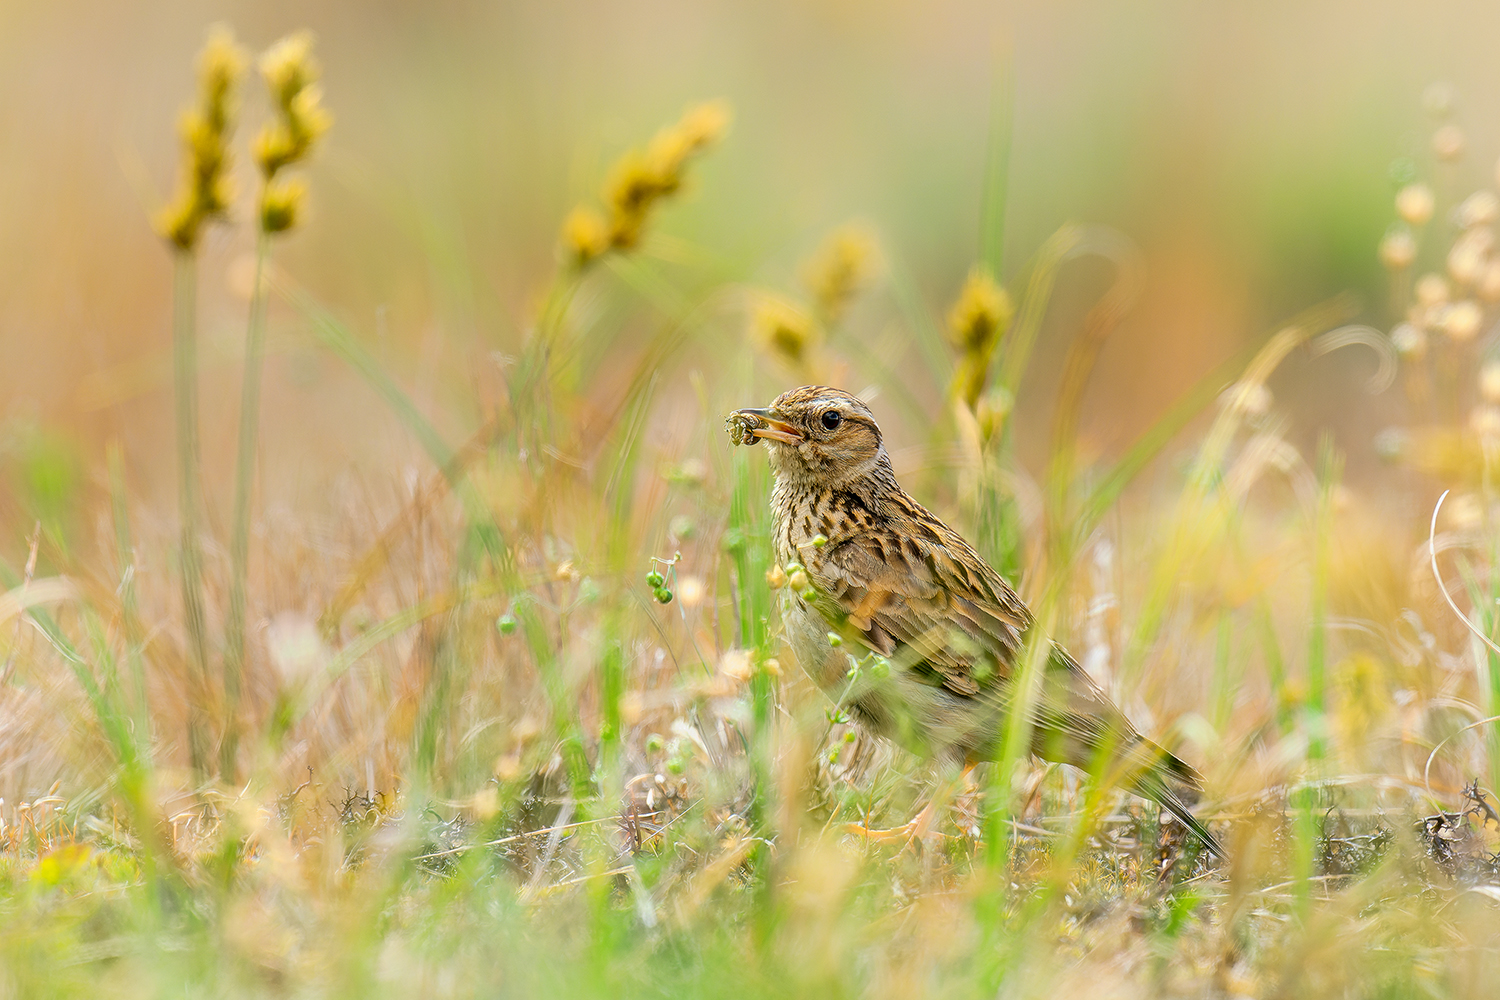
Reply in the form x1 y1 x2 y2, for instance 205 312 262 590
259 177 306 234
254 32 330 186
561 205 611 266
197 25 248 125
675 100 731 150
259 31 318 111
603 152 661 249
155 25 248 250
643 101 730 184
751 295 818 368
155 192 202 251
947 267 1010 351
289 85 333 141
946 267 1013 407
596 101 730 253
801 224 880 325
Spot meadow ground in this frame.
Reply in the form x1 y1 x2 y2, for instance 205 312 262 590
4 11 1500 999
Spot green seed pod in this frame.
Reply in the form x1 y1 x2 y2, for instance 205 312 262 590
496 614 517 635
827 632 842 647
812 534 828 548
646 571 665 587
645 733 664 753
655 587 674 604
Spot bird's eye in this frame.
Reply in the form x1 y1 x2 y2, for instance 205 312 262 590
821 410 843 430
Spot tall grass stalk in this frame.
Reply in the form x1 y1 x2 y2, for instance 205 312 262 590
108 443 150 740
222 230 270 777
1292 436 1340 918
978 34 1013 278
171 250 213 777
1489 531 1500 799
1308 434 1339 760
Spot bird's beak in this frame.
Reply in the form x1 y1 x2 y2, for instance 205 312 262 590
734 408 804 445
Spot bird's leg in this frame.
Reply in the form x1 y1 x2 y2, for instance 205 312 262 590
845 763 976 850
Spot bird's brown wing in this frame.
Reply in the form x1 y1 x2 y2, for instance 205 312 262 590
807 498 1224 857
811 511 1032 698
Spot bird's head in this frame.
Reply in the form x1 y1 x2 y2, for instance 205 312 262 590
729 386 890 487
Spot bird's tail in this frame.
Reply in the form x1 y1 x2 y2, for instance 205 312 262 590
1036 644 1224 858
1119 738 1224 859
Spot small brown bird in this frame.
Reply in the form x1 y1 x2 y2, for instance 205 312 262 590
729 385 1222 857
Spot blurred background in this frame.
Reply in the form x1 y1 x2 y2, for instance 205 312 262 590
3 0 1495 549
8 4 1500 994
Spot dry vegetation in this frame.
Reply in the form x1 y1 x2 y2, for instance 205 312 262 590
3 27 1500 1000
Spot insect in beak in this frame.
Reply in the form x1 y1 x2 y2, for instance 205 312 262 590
733 408 804 445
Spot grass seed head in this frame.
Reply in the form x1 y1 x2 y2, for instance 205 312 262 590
750 294 818 370
253 31 330 234
560 101 728 268
259 177 306 233
561 205 611 265
946 266 1012 408
155 25 247 250
800 223 879 325
259 31 319 111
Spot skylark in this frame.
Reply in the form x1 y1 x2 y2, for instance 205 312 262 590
729 385 1222 857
